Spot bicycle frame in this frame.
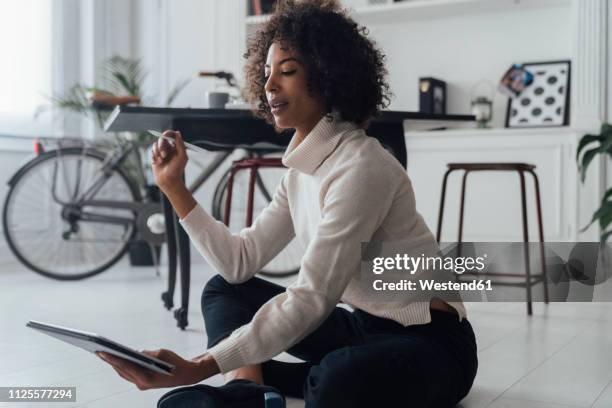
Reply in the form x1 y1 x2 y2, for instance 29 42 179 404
50 141 149 228
187 150 233 193
187 149 275 203
51 140 281 228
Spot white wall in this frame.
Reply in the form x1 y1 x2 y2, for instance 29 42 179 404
131 0 243 229
132 0 233 108
359 4 573 127
137 2 574 129
0 0 83 266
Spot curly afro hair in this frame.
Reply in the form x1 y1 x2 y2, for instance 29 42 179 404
242 0 392 129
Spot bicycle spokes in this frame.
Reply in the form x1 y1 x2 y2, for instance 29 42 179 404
4 149 138 279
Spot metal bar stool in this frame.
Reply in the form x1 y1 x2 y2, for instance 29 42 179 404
224 157 285 228
436 162 549 315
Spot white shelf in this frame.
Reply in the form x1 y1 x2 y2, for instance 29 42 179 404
246 0 571 26
353 0 571 24
405 126 578 138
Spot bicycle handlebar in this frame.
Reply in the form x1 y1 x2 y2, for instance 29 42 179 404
198 71 238 88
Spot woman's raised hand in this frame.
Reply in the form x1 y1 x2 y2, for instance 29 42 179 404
151 130 188 194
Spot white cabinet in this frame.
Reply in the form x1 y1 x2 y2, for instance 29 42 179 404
404 127 601 242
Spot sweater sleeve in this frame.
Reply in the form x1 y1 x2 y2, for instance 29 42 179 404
206 162 397 373
179 173 295 284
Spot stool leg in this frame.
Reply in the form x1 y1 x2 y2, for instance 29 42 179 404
529 169 549 304
457 170 470 257
246 166 257 227
519 170 533 316
436 168 453 243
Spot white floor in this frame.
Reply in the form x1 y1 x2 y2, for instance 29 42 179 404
1 259 612 408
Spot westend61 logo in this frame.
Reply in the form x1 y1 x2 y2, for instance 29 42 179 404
371 253 487 275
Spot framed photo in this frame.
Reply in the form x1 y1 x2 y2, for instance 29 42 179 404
498 64 534 98
505 60 571 128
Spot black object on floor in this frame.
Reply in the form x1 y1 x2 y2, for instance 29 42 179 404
157 379 285 408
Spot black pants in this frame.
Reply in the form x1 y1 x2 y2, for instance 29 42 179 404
202 275 478 408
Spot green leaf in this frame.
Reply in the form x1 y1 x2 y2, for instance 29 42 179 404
602 135 612 152
47 84 91 116
603 188 612 204
599 206 612 231
112 71 134 95
581 201 612 232
601 122 612 137
102 55 147 97
576 134 603 161
576 124 612 183
580 147 602 183
581 202 612 232
86 87 115 96
601 229 612 244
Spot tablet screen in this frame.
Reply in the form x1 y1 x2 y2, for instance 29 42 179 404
26 321 175 375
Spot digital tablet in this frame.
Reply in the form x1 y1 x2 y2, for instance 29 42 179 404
26 320 174 375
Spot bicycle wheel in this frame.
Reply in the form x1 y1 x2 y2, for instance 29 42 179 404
212 163 302 278
3 147 141 280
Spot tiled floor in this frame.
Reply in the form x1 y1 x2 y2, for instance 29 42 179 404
1 259 611 408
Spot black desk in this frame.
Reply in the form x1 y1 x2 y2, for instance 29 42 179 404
105 105 474 329
105 106 476 166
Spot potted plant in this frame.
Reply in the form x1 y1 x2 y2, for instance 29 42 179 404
574 122 612 287
576 122 612 243
40 55 190 266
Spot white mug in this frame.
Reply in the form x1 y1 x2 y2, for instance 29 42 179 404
206 91 229 109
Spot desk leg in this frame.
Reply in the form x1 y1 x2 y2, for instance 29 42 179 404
173 172 191 330
161 194 177 310
174 215 190 330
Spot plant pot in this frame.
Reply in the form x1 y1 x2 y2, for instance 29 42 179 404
129 240 161 266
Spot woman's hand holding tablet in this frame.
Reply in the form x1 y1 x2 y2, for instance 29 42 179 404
27 320 220 390
97 349 220 390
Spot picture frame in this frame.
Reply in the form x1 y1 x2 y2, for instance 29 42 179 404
505 60 571 128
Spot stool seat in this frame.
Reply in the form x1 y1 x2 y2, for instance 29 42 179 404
447 162 536 171
232 157 285 170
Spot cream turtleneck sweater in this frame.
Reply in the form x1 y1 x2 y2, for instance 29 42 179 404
179 112 466 373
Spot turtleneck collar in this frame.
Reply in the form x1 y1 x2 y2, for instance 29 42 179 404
281 111 361 174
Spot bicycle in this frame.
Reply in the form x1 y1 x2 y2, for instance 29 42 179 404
2 135 302 280
2 136 166 280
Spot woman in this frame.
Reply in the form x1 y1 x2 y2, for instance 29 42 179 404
98 1 478 407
